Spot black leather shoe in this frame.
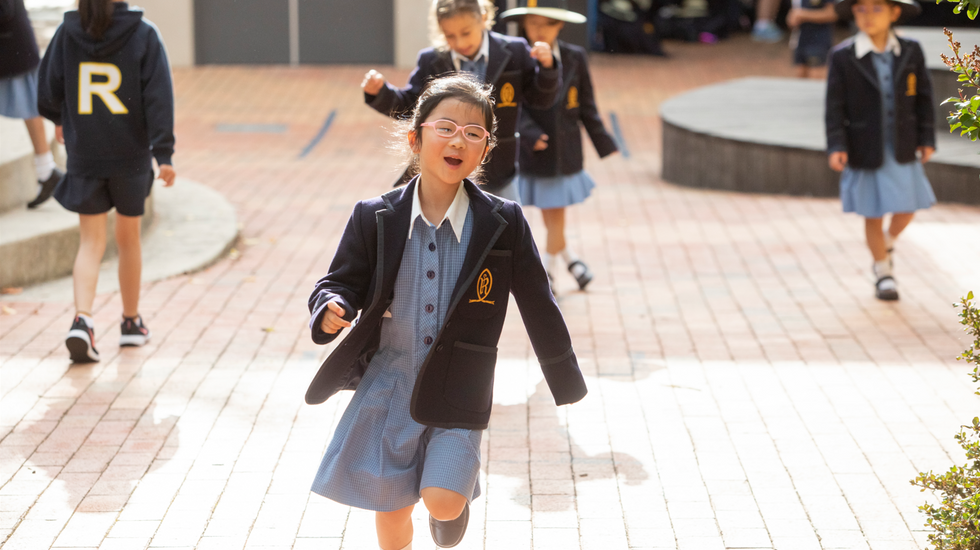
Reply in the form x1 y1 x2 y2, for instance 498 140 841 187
567 260 594 290
875 275 899 301
27 169 63 209
429 502 469 548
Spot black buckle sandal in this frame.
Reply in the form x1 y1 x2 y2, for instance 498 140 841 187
567 260 593 290
875 275 899 301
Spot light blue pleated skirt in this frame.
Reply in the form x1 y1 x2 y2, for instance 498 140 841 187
840 144 936 219
0 69 40 119
518 170 596 209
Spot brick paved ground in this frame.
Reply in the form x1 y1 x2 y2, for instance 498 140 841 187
2 37 979 550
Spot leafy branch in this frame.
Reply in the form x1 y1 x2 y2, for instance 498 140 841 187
940 28 980 141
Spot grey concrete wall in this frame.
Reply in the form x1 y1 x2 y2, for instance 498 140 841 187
299 0 394 64
136 0 195 67
195 0 291 64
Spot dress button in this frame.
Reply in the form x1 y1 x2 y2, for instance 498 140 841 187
424 336 433 345
437 344 444 351
425 304 434 313
427 270 435 279
429 243 436 252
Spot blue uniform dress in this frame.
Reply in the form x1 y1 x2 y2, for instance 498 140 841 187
311 198 483 512
840 51 936 219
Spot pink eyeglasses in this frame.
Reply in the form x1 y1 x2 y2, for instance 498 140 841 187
420 120 490 142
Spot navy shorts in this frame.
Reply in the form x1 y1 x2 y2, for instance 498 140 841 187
54 171 154 217
794 25 833 67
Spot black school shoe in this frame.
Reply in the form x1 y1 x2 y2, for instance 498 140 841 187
875 275 899 301
567 260 594 290
27 169 63 209
119 315 151 347
429 502 469 548
66 315 100 363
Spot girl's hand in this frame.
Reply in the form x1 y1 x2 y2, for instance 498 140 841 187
320 300 352 334
55 125 64 144
918 146 935 163
157 165 176 187
530 42 554 69
828 151 848 172
362 70 385 95
533 134 549 151
786 8 803 28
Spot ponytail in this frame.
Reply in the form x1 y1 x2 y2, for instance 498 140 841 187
79 0 114 41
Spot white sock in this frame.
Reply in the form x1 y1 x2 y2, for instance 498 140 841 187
753 19 773 31
560 248 588 277
542 253 558 276
76 313 94 328
35 152 55 182
873 260 892 280
884 232 895 251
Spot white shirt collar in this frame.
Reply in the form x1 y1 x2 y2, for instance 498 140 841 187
451 31 490 71
409 179 470 243
854 31 901 58
551 41 561 63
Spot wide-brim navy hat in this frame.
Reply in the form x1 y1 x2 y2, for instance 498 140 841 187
834 0 921 20
500 0 587 24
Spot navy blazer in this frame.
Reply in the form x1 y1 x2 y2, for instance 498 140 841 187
519 41 618 177
365 32 562 190
306 178 587 430
825 36 936 169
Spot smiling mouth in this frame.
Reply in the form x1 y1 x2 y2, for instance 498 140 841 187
445 157 462 166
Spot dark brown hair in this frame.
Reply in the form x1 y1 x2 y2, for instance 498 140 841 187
429 0 496 50
399 73 498 181
79 0 114 41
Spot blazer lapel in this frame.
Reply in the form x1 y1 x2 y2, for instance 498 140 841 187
560 43 579 98
851 45 880 90
432 50 455 76
486 33 512 87
446 180 508 317
892 41 912 81
373 179 415 308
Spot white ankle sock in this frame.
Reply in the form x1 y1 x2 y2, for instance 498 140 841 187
542 253 558 276
753 19 774 30
77 313 94 328
35 152 55 182
873 260 892 279
561 248 588 277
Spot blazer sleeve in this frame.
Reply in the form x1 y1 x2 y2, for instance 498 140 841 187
519 109 545 157
36 25 65 125
365 51 432 118
141 24 175 167
825 48 848 154
0 0 16 23
507 202 588 406
912 43 936 149
308 201 373 345
576 51 618 158
519 40 562 111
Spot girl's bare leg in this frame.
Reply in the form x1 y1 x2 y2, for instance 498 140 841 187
114 214 143 318
376 504 414 550
887 212 915 240
865 217 888 262
74 214 109 314
24 117 50 155
420 487 467 522
540 208 567 255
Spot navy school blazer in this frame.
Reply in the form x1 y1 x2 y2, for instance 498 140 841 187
365 32 562 190
825 36 935 169
306 178 588 430
519 41 618 177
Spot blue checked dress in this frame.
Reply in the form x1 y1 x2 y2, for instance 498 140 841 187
840 51 936 218
311 208 483 512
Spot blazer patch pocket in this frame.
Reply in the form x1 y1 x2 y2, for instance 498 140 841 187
457 250 511 320
444 341 497 413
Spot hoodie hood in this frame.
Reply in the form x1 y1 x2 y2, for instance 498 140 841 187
63 2 144 58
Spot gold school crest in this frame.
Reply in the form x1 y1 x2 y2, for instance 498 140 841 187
498 83 517 107
906 73 917 96
566 86 579 109
469 269 495 305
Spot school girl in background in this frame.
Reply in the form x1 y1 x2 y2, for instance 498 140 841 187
825 0 934 301
38 0 175 362
786 0 838 79
500 0 619 293
306 74 587 550
361 0 561 203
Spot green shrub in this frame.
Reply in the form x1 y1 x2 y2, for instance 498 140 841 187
911 291 980 550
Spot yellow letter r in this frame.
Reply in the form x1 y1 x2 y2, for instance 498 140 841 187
79 62 129 115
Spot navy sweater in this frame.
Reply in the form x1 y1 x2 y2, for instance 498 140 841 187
37 3 174 178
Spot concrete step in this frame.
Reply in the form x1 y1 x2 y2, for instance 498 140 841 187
0 178 237 301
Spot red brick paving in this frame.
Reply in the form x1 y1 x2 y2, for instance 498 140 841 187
1 37 979 549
